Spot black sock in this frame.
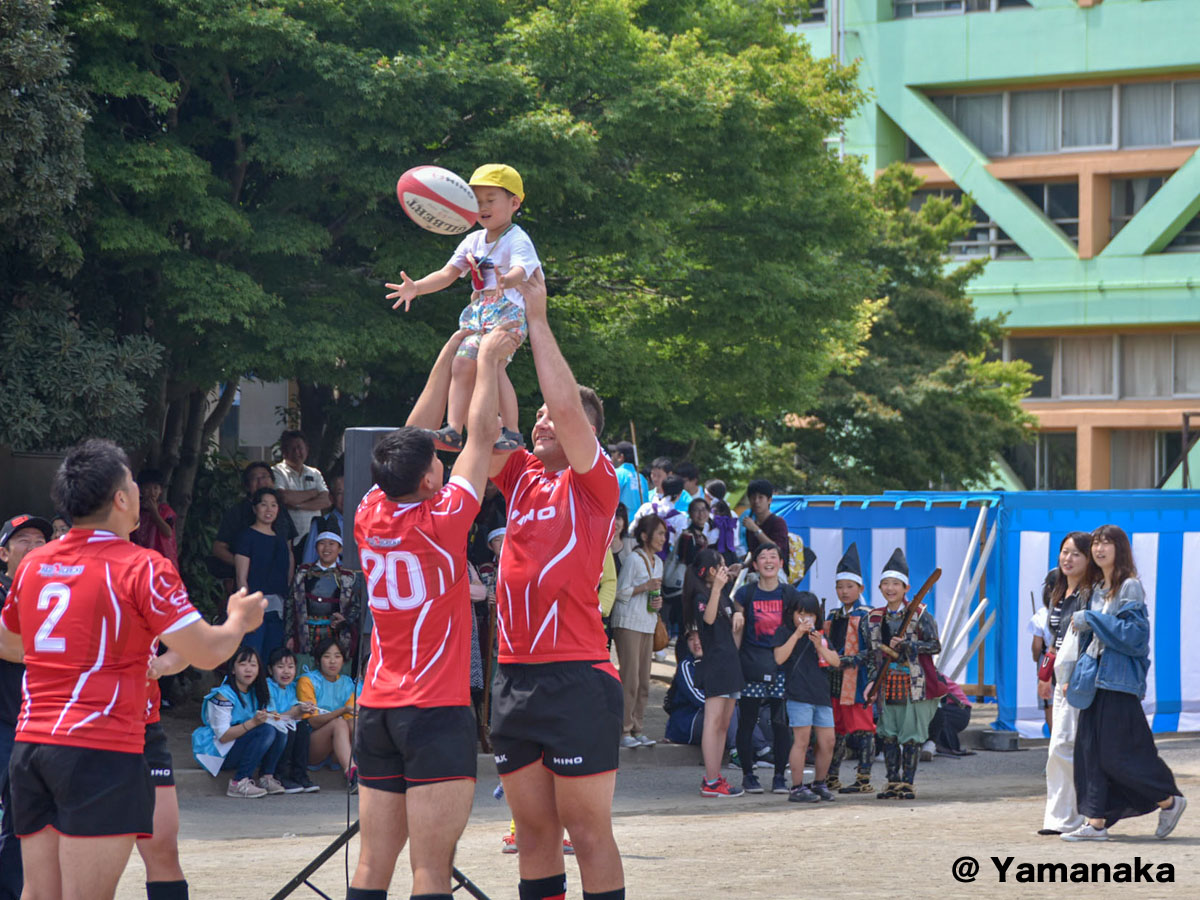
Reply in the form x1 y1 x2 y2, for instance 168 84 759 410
519 873 567 900
347 889 387 900
146 882 188 900
583 890 626 900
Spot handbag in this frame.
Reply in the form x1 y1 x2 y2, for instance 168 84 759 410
1036 649 1056 682
1054 625 1081 688
919 654 951 700
1066 650 1099 710
653 615 670 652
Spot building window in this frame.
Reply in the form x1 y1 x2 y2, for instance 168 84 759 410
1010 90 1058 155
1176 81 1200 142
911 183 1076 257
1016 182 1079 245
800 2 826 23
1111 430 1184 490
909 78 1200 160
895 0 1030 16
1008 337 1055 398
1060 335 1116 398
1003 432 1076 491
911 188 1023 259
1177 334 1200 395
1007 334 1200 400
1120 334 1172 398
1062 87 1114 150
1121 83 1173 148
1111 176 1163 237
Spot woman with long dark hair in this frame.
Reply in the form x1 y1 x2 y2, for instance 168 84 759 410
1063 524 1186 841
1038 532 1093 836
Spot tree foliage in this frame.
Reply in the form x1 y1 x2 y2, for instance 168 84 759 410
0 0 90 276
0 288 162 450
780 164 1037 493
39 0 884 518
0 1 1033 514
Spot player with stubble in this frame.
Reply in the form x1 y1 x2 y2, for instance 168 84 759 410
487 270 624 900
347 326 519 900
0 439 266 900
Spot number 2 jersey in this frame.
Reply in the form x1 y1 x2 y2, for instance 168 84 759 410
0 529 201 753
354 476 480 708
494 442 618 665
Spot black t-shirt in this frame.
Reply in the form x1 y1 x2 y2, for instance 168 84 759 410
0 573 23 729
772 622 831 707
736 582 787 683
692 582 744 696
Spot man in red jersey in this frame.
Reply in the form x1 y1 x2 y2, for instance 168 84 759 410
0 439 265 900
347 327 518 900
487 270 624 900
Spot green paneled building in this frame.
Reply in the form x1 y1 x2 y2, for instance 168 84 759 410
799 0 1200 489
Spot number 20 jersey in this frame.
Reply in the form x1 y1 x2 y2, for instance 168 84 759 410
0 529 201 753
354 477 480 709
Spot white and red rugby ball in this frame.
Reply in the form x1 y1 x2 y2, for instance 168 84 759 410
396 165 478 236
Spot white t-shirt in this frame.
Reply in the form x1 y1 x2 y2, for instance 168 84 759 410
271 462 328 539
447 224 541 308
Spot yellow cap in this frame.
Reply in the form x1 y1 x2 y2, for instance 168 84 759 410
469 164 525 202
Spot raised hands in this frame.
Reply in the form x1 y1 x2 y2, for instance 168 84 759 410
386 271 419 311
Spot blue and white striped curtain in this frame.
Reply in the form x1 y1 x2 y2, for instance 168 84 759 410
775 490 1200 737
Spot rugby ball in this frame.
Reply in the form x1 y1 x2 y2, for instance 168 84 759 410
396 166 478 236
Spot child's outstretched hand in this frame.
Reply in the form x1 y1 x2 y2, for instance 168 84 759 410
386 271 419 311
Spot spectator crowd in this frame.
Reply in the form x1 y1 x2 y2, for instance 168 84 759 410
0 430 1184 893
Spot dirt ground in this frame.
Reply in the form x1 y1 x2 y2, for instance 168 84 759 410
112 735 1200 900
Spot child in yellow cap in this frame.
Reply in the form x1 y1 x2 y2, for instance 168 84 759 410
386 163 541 451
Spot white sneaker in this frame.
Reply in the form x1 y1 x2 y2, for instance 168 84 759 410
636 734 657 747
1157 795 1187 839
653 650 668 662
227 777 268 799
257 774 286 795
619 735 640 749
1061 823 1108 842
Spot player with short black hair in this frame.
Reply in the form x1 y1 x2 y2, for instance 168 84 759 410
347 326 519 900
369 427 438 499
0 439 266 900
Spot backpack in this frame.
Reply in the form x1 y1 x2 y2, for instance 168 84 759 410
784 531 810 585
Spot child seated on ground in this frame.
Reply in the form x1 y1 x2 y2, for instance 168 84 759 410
296 637 358 791
287 530 360 658
266 647 319 793
385 163 541 452
191 646 288 798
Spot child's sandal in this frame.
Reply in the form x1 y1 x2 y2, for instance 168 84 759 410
493 428 525 452
433 426 465 452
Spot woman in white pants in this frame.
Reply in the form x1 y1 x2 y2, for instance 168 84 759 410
1039 532 1094 835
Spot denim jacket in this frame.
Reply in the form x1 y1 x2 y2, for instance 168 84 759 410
1066 579 1150 708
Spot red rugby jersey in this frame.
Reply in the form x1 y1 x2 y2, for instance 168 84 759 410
354 476 479 708
494 442 618 664
0 529 201 753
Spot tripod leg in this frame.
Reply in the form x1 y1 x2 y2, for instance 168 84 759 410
452 867 492 899
269 822 361 900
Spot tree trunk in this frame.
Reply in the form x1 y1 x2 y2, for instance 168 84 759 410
166 380 239 543
169 389 207 539
159 392 187 487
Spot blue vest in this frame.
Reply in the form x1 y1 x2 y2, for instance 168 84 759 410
268 679 298 715
297 670 356 713
191 683 259 765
